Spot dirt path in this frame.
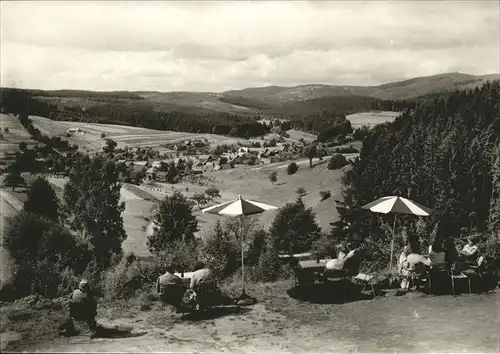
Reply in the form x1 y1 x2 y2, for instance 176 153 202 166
21 287 500 353
31 304 357 353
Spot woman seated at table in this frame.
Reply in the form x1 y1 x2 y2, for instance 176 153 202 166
398 247 432 290
428 240 446 270
325 242 361 274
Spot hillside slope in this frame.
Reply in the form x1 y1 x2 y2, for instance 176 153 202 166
222 72 499 104
2 72 498 121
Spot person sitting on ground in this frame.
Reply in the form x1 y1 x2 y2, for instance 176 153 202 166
69 279 98 336
429 240 446 268
157 265 185 312
458 236 479 263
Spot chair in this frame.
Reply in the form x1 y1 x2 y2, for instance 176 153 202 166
428 263 450 295
449 257 484 295
352 273 376 298
451 273 472 296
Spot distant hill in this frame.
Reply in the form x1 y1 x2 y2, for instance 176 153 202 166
222 72 500 104
2 72 498 119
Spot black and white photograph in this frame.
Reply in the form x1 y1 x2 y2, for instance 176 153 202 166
0 0 499 352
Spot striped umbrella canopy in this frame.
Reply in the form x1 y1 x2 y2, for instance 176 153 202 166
362 196 432 216
202 195 278 297
202 195 278 216
362 196 432 274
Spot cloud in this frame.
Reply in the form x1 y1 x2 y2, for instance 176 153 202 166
1 1 498 92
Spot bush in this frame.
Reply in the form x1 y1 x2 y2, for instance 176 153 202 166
328 154 348 170
334 146 358 154
251 238 293 283
287 162 298 175
102 257 168 301
311 234 338 259
320 190 331 201
203 220 238 280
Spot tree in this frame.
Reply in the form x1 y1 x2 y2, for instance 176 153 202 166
304 144 317 168
203 219 237 279
147 191 198 255
229 127 238 136
287 162 298 175
328 154 348 170
192 192 209 207
103 138 117 154
269 197 321 254
320 190 331 201
18 141 27 151
4 127 9 133
24 177 59 221
4 171 25 191
268 171 278 186
131 167 146 185
2 211 83 297
63 154 126 271
101 132 107 140
205 187 221 200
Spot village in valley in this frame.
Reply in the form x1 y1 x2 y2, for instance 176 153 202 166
0 1 499 353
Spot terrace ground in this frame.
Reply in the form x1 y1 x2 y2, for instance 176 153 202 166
2 281 499 352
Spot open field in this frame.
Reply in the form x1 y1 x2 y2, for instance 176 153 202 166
2 281 498 352
0 114 38 158
30 116 247 153
284 129 317 143
35 155 348 260
346 111 401 129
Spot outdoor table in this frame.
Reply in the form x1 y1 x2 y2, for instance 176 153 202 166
294 259 328 286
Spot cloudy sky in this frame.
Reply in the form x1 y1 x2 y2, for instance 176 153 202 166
1 1 499 92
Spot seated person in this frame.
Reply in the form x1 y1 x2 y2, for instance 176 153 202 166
458 236 479 263
325 242 348 271
69 279 98 336
190 262 216 311
399 253 432 291
190 261 215 292
445 237 460 269
429 241 446 268
397 246 411 275
325 242 362 275
157 266 185 311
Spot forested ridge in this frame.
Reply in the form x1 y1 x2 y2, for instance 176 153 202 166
335 80 500 265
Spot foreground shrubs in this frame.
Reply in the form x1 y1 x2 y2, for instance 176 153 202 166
328 154 348 170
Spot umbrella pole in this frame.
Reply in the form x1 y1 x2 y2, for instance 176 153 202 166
389 214 397 274
240 214 246 296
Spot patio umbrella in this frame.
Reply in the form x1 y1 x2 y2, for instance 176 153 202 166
202 195 278 298
362 196 432 274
